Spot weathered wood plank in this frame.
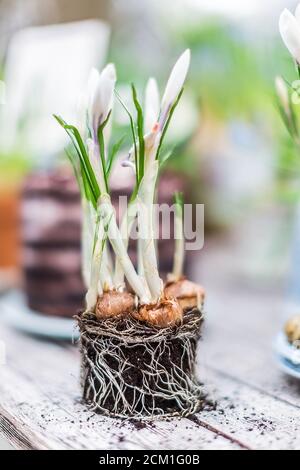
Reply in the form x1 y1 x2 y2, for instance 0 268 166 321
1 318 300 450
191 235 300 410
0 325 239 450
199 282 300 410
0 406 53 450
1 236 299 450
197 365 300 450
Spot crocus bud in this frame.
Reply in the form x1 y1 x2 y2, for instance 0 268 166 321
279 8 300 64
159 49 190 127
295 3 300 22
144 77 160 133
76 90 88 138
88 64 116 140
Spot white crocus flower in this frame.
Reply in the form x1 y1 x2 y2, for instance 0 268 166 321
296 3 300 21
122 78 159 170
76 90 88 138
88 63 116 141
122 51 190 169
159 49 190 128
279 7 300 64
144 77 160 133
118 51 191 298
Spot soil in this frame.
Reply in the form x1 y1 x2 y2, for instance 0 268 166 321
77 308 204 418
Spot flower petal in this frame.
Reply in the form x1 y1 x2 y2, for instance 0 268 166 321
295 3 300 23
159 49 190 127
88 63 116 139
98 63 116 121
144 129 161 165
279 8 300 64
87 67 100 121
144 77 160 133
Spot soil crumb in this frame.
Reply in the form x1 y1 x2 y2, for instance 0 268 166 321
129 419 148 430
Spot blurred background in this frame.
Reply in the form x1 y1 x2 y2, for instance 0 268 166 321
2 0 300 450
1 1 300 342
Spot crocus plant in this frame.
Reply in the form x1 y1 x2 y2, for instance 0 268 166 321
277 4 300 145
278 5 300 348
55 50 203 328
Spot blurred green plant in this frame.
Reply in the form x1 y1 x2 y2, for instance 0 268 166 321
274 73 300 204
175 20 300 208
0 151 30 186
171 21 274 120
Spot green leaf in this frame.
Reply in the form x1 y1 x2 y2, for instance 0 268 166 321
276 96 298 142
97 110 112 194
129 184 139 204
106 135 126 176
277 101 293 138
64 147 84 195
54 114 100 208
156 88 184 161
81 170 94 204
289 95 299 138
174 191 184 209
159 149 173 168
115 90 139 186
174 191 184 225
92 214 101 255
131 84 145 182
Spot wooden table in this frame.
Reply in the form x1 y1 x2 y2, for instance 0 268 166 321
1 236 300 450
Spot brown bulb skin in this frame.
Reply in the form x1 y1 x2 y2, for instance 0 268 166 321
285 315 300 344
132 298 183 328
95 291 135 320
164 278 205 311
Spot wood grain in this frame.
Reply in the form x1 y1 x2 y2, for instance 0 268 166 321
0 236 299 450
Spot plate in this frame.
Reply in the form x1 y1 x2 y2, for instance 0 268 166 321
274 332 300 379
0 290 79 341
277 355 300 380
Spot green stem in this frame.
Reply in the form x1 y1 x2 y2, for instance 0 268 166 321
114 200 139 287
99 194 150 303
172 193 185 280
85 217 105 311
137 160 163 302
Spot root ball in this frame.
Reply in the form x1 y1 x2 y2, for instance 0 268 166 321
77 308 204 418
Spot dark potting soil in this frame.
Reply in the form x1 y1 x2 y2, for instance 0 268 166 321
78 309 204 417
103 338 194 414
